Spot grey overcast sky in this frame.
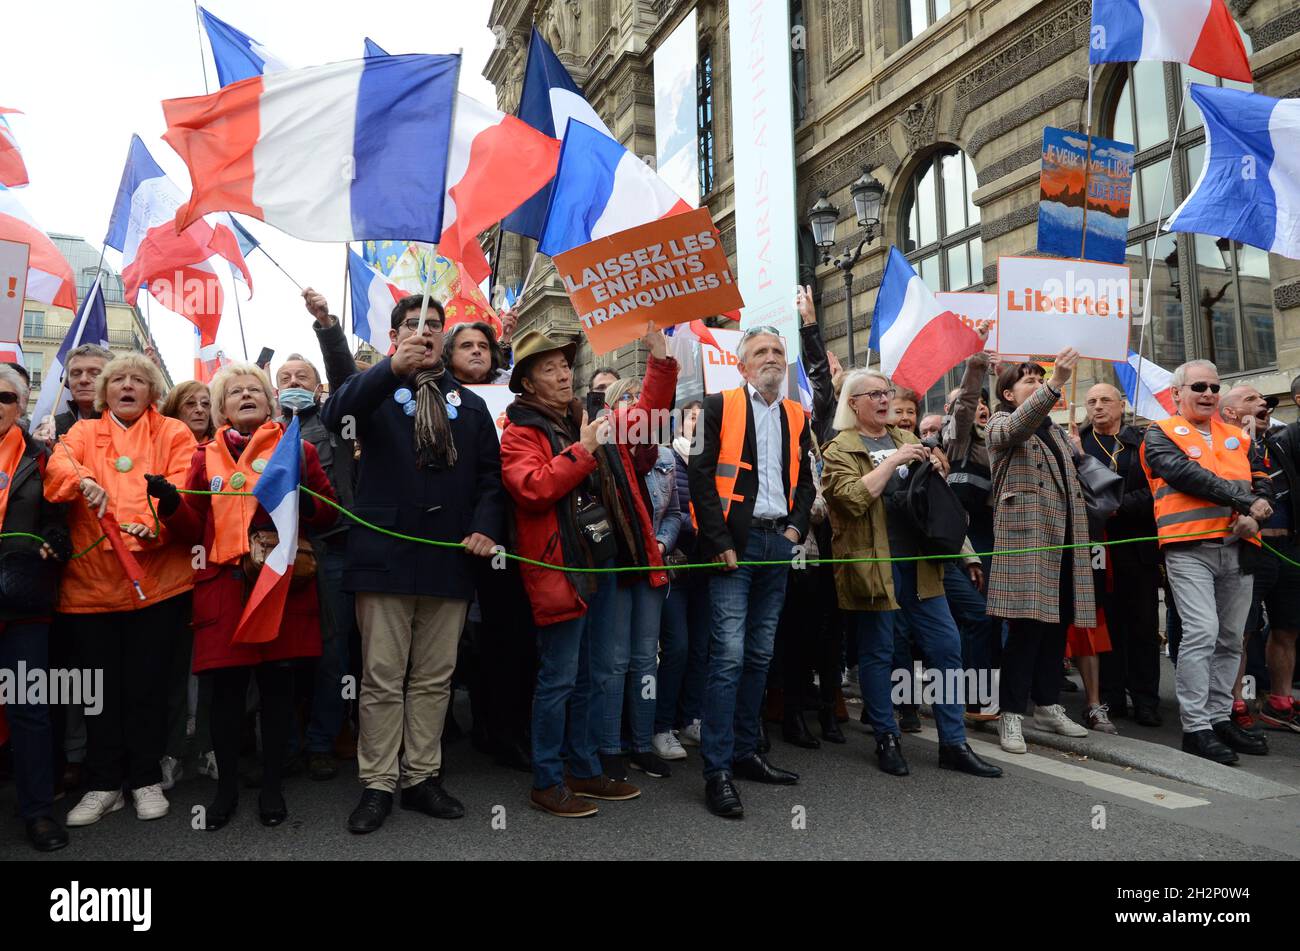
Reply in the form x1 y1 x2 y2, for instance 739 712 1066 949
1 0 498 382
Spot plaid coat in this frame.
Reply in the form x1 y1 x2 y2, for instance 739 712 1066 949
986 383 1096 626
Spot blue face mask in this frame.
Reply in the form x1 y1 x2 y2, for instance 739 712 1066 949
278 387 316 413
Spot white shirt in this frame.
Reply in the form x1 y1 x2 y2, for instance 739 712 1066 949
749 384 788 520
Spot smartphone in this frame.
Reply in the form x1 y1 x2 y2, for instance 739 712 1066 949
256 347 275 370
586 390 608 419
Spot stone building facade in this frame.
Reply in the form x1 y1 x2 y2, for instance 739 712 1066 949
485 0 1300 415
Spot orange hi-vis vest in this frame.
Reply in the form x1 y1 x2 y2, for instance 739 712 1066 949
1141 415 1259 547
712 386 803 522
205 421 283 566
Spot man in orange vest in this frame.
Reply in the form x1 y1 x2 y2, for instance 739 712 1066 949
688 325 814 818
1141 359 1273 765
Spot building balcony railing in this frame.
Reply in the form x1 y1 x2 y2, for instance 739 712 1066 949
21 322 140 348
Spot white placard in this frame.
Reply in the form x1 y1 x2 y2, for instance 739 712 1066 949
996 256 1131 362
466 384 514 443
0 239 30 344
701 328 744 394
729 1 800 362
935 291 998 353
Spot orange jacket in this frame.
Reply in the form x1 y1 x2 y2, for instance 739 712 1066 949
45 407 198 613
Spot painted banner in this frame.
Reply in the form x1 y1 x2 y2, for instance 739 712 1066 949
552 207 743 355
653 10 700 207
996 255 1132 362
1037 127 1134 265
728 0 800 361
0 238 29 344
935 291 998 353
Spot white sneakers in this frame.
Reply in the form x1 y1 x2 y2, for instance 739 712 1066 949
132 784 170 821
677 719 702 747
998 713 1026 753
1034 704 1090 737
66 790 125 826
652 731 687 760
160 755 183 791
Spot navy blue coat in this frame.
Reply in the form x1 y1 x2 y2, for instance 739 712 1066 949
321 357 505 601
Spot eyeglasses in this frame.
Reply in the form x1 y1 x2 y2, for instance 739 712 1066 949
400 318 443 333
851 388 895 401
0 392 17 405
1184 382 1222 394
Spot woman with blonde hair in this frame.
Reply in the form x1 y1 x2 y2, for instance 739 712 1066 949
152 362 337 829
45 352 198 828
161 380 215 443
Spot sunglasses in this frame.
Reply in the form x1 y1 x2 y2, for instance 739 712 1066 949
0 392 18 405
1183 382 1221 394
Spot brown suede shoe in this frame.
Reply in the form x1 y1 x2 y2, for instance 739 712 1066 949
566 773 641 801
529 784 599 818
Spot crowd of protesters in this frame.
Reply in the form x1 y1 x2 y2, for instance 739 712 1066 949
1 285 1297 852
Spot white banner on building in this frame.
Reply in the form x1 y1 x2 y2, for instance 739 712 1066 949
653 10 700 208
728 0 800 362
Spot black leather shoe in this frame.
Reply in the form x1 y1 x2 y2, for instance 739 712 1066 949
204 798 237 831
938 742 1003 778
1182 730 1238 765
1133 703 1163 727
26 816 69 852
733 752 799 785
598 752 629 782
1212 720 1269 755
819 706 846 744
757 721 771 754
400 777 466 818
493 741 533 773
705 773 744 818
875 734 909 776
897 705 922 733
348 788 393 834
782 711 821 749
258 792 288 827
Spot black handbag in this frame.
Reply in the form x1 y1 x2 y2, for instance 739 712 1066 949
902 460 969 557
0 548 59 615
1074 452 1125 521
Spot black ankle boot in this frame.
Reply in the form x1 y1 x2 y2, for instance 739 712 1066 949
818 705 846 744
782 710 821 749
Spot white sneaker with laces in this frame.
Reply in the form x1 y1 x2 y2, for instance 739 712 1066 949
197 750 219 780
652 731 687 760
1034 704 1089 737
132 784 170 821
160 755 183 791
678 719 702 746
999 713 1026 753
66 789 125 827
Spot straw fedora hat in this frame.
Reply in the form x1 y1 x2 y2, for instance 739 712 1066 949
508 330 579 394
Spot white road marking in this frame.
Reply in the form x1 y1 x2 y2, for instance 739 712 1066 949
915 727 1211 809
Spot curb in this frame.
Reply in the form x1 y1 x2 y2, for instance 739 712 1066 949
967 721 1300 801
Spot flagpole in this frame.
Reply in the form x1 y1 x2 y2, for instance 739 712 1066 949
1133 80 1190 424
340 244 351 339
43 271 104 424
254 245 304 291
232 280 250 361
193 1 210 95
1080 64 1096 263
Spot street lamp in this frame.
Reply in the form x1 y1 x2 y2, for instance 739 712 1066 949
808 166 885 368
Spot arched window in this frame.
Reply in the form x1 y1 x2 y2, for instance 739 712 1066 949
897 146 982 409
1107 31 1273 376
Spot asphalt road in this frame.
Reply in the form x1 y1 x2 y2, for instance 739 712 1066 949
4 691 1297 861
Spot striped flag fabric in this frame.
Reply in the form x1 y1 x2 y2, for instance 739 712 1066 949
348 247 403 355
30 273 110 426
0 108 28 188
197 6 291 87
1112 350 1175 421
1089 0 1252 83
0 185 75 311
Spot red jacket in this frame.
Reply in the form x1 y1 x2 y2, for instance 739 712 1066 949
501 354 677 627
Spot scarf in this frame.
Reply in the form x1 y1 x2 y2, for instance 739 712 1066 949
413 363 457 470
0 425 26 530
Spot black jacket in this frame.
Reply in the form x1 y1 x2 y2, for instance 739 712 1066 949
1142 421 1272 521
55 407 100 437
688 387 815 559
322 357 505 601
799 322 836 445
1079 423 1158 565
0 430 68 620
1263 421 1300 540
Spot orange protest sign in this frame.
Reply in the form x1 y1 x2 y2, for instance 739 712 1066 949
551 207 744 355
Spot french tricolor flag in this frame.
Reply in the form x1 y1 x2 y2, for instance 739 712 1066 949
232 416 302 645
198 6 291 87
163 54 459 244
0 107 28 188
869 248 983 396
538 120 692 258
106 135 252 345
1113 351 1175 421
1090 0 1252 83
348 247 403 356
0 185 75 311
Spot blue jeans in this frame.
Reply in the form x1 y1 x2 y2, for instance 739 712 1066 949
589 575 634 757
701 528 793 778
619 581 665 753
656 574 712 732
0 622 54 819
307 545 353 754
531 566 615 789
943 563 1000 698
851 563 967 746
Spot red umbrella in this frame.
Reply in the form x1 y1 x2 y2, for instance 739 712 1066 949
99 514 147 602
